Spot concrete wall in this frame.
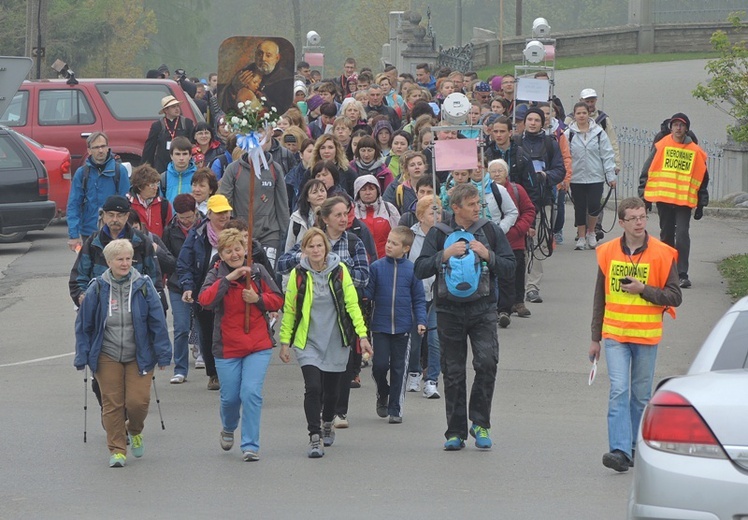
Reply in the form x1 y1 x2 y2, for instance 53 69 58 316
470 21 745 69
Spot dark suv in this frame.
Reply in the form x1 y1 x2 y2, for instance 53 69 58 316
0 125 56 242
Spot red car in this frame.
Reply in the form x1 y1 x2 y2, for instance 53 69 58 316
17 133 71 218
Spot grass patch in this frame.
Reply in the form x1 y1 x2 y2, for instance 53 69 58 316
479 52 719 78
718 254 748 300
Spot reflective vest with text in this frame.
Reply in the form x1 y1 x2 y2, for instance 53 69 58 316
643 134 707 208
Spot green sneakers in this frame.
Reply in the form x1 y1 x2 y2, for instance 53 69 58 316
129 433 144 458
109 453 126 468
470 424 493 449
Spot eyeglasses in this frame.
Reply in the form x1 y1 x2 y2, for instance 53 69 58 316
623 216 649 223
89 144 108 151
147 182 160 188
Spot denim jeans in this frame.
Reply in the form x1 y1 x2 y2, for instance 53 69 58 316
372 332 410 417
214 349 272 453
424 302 440 383
604 338 658 458
407 324 423 374
169 291 190 377
554 188 566 234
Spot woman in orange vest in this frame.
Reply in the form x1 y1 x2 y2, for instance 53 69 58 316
589 197 682 473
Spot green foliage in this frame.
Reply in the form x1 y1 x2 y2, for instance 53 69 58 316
0 0 26 56
692 13 748 143
718 253 748 300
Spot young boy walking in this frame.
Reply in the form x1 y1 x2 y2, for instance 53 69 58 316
365 226 427 423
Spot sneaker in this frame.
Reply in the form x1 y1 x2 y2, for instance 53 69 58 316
128 433 144 458
376 395 388 418
243 450 260 462
602 450 631 472
498 312 511 328
220 430 234 451
190 344 199 359
586 232 597 249
526 289 543 303
195 355 205 369
406 372 422 392
109 453 126 467
574 237 587 250
170 374 185 384
423 380 441 399
389 415 402 424
333 414 349 429
470 423 493 449
350 375 361 389
444 436 465 451
322 421 335 447
679 278 692 289
207 375 220 391
307 434 324 458
596 228 604 242
511 303 531 317
553 232 563 244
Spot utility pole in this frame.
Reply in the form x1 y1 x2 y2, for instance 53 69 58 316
515 0 522 36
292 0 302 64
455 0 462 47
25 0 48 79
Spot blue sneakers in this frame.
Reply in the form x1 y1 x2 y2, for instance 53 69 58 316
444 436 465 451
470 424 492 449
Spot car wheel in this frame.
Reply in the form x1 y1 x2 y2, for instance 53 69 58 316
0 232 28 243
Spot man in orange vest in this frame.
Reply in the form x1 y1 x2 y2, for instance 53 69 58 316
639 112 709 288
589 197 682 472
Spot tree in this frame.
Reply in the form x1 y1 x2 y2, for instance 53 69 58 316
693 12 748 143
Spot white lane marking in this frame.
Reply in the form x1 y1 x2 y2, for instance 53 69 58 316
0 352 74 368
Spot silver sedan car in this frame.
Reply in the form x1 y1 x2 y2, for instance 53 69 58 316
628 296 748 519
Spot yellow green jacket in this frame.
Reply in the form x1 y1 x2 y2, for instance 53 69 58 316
280 261 367 349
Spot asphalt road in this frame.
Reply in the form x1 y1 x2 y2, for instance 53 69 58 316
1 208 747 520
1 58 746 520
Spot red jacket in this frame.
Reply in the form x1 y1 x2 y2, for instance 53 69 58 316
503 182 536 250
128 193 172 238
198 261 283 359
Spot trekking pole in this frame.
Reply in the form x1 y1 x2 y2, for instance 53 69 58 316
83 366 89 443
152 374 165 430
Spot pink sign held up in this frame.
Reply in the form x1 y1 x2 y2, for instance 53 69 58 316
433 138 479 171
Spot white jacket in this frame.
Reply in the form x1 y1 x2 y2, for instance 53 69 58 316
564 120 616 185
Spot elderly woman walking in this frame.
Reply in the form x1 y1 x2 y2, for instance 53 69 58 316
74 239 172 468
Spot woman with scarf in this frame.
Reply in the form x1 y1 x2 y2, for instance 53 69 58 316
352 174 400 259
127 165 172 238
192 122 226 170
349 136 394 194
176 194 233 391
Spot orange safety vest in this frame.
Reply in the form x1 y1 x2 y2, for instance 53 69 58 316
597 236 677 345
643 134 707 208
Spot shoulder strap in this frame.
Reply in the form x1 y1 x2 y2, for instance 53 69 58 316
490 183 504 219
292 221 302 240
160 171 167 196
161 199 169 227
82 161 121 200
396 184 404 209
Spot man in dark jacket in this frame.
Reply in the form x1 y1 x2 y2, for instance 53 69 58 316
69 195 163 307
485 116 540 208
142 95 195 173
366 84 401 130
414 183 515 451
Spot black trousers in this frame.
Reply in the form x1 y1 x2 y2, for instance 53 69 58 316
195 304 217 377
656 202 692 278
498 249 525 313
301 365 342 436
436 310 499 440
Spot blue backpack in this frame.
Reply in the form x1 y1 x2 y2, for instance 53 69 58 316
434 219 495 302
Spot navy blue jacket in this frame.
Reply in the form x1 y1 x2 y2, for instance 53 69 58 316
176 219 213 295
74 272 172 374
365 256 426 334
69 224 162 305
